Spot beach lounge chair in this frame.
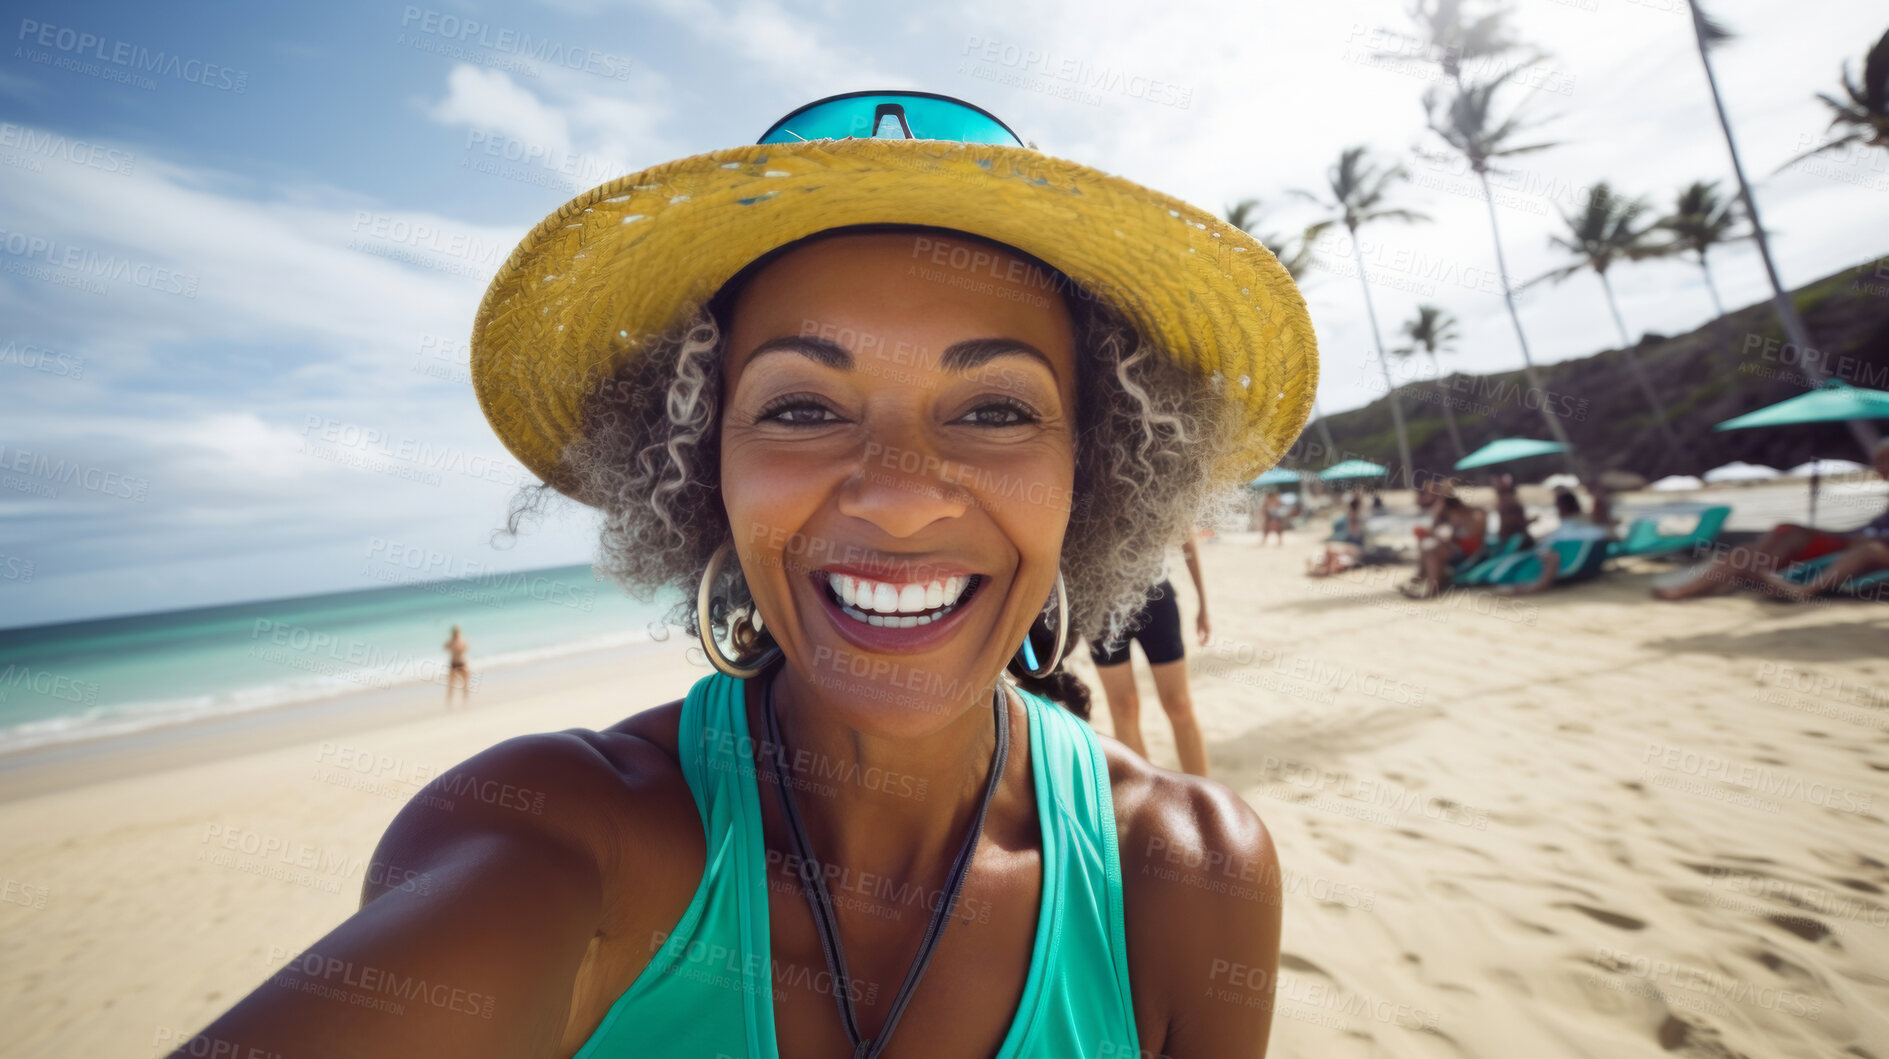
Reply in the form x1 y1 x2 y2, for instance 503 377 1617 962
1455 537 1610 588
1780 554 1889 599
1451 534 1526 583
1606 506 1731 561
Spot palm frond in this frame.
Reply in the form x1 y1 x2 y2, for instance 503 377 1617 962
1689 2 1733 49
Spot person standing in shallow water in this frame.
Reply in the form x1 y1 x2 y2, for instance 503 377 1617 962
443 624 470 709
1088 529 1213 777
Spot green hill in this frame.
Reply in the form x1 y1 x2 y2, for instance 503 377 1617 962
1304 257 1889 480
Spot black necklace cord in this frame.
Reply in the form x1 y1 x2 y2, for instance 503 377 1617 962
763 677 1011 1059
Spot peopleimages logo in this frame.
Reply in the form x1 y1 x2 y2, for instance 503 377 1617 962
397 7 634 79
0 228 200 298
15 19 248 92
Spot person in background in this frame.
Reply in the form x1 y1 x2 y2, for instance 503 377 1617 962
1758 536 1889 601
1655 438 1889 600
1583 474 1616 538
1089 529 1212 776
1260 490 1286 546
1401 482 1488 600
1500 489 1611 596
1492 473 1532 550
443 624 471 709
1306 494 1367 577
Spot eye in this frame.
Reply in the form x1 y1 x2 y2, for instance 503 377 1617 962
957 398 1041 428
757 396 842 425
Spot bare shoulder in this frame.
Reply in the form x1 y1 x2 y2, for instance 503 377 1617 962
1100 736 1283 1058
1101 737 1277 883
372 698 696 892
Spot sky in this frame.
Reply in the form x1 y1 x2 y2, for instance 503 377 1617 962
1 0 1885 628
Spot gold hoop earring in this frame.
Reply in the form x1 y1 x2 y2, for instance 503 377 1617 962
1008 570 1068 680
696 540 782 679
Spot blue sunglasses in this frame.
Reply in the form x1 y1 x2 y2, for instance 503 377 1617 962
757 90 1025 148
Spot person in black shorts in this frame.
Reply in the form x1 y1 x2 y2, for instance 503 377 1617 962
1088 530 1211 776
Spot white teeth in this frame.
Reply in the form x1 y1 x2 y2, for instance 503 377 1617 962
824 571 977 624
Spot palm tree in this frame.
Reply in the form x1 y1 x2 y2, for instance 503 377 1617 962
1780 27 1889 167
1293 147 1429 489
1422 65 1575 457
1686 0 1879 453
1654 180 1745 317
1224 198 1316 281
1384 0 1528 88
1532 182 1678 447
1395 304 1466 458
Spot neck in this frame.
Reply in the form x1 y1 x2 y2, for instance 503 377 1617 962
752 664 1018 889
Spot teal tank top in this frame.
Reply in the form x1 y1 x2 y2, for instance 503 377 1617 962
574 669 1141 1058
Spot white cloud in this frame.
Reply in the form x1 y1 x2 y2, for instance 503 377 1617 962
0 123 593 627
427 63 578 161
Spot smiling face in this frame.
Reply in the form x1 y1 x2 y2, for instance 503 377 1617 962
718 230 1079 735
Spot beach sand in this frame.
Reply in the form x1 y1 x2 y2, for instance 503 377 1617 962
3 532 1887 1057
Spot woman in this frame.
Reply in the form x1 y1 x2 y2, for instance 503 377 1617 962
1086 528 1213 777
1401 482 1488 600
1260 490 1286 545
174 91 1315 1058
442 623 471 708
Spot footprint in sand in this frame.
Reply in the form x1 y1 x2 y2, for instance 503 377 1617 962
1747 947 1817 983
1556 902 1648 931
1765 914 1832 942
1278 953 1331 978
1503 912 1557 936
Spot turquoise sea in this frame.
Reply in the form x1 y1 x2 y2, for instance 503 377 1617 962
0 564 678 753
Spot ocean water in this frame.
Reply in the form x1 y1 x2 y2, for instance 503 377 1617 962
0 564 680 753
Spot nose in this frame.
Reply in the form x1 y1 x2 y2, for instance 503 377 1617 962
838 428 972 538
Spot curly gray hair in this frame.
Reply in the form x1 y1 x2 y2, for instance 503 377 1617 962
501 278 1247 711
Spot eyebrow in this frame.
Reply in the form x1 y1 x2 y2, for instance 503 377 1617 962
744 336 1058 376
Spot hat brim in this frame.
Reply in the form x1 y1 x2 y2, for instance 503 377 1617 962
470 139 1317 498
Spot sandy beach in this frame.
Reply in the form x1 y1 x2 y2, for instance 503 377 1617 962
2 525 1887 1058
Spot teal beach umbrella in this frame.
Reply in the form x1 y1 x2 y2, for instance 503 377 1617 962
1454 437 1571 471
1713 381 1889 525
1319 459 1388 482
1713 381 1889 431
1249 468 1303 489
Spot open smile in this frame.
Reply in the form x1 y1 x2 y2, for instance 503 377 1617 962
807 567 988 653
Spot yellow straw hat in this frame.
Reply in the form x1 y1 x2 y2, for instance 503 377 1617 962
470 92 1317 499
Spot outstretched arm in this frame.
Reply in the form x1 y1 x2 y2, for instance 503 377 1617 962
166 733 642 1059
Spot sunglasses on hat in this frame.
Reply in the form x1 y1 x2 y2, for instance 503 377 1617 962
757 90 1026 148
